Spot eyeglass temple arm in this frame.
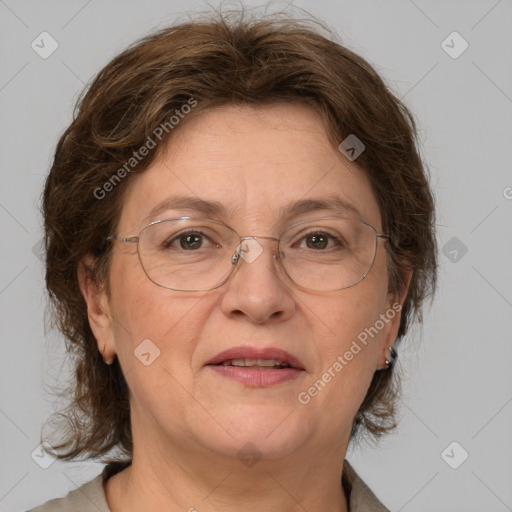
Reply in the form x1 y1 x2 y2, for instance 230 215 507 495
106 235 139 244
377 233 396 251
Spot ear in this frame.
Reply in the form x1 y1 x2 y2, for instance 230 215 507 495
378 267 413 369
77 254 116 363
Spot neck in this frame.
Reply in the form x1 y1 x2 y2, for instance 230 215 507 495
105 440 350 512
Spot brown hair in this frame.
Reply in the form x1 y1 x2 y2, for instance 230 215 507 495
41 8 437 463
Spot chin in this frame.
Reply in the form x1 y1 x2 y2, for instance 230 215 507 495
188 403 314 462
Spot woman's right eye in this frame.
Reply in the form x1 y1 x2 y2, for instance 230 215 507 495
177 233 204 250
162 232 204 250
161 230 221 251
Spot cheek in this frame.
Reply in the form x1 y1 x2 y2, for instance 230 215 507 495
108 255 207 364
108 280 212 427
298 302 382 435
312 282 388 363
301 260 389 408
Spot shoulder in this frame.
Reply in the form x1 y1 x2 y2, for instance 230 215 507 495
26 474 108 512
343 459 390 512
25 475 109 512
25 462 131 512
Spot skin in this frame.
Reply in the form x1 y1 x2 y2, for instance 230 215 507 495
79 103 411 512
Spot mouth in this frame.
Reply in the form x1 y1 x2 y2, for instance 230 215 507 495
205 346 304 370
205 346 305 387
218 358 292 369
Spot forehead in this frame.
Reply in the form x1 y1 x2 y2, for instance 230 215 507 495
119 103 382 233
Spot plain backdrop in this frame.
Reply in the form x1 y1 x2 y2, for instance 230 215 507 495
1 1 511 511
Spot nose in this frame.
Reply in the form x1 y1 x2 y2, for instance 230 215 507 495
219 237 296 324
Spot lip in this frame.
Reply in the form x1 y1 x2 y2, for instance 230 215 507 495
205 346 305 370
205 346 306 388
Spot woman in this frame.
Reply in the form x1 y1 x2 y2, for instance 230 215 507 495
29 10 437 512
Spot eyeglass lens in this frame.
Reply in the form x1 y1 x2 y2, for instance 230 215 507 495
137 218 378 292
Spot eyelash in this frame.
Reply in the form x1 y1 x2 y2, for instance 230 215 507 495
293 229 345 250
163 229 344 250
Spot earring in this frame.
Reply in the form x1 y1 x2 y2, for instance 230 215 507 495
386 345 397 369
379 345 397 371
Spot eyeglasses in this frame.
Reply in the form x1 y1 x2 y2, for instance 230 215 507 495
106 216 391 292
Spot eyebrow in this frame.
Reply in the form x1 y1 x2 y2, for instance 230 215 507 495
142 196 228 225
142 195 363 226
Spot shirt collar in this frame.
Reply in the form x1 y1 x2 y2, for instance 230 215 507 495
101 459 390 511
342 459 390 511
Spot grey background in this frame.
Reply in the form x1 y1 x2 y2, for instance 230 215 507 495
1 0 511 510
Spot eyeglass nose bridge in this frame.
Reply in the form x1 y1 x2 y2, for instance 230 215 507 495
231 235 282 266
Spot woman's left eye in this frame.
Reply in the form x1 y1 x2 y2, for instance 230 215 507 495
297 232 340 250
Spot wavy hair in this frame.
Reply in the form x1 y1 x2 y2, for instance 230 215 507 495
40 8 437 463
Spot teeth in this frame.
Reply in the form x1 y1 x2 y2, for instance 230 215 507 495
221 358 290 368
233 358 258 366
257 359 282 367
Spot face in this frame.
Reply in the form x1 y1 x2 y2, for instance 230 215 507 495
82 103 406 464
